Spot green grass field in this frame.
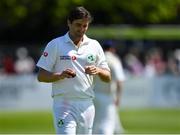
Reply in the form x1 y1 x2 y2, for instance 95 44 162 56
0 108 180 134
120 108 180 134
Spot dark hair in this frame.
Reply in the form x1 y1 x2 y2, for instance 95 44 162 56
68 6 93 23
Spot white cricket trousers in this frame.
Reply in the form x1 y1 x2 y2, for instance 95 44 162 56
53 96 95 135
93 92 123 135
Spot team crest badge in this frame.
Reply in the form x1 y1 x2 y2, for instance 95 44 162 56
58 119 64 127
87 54 96 63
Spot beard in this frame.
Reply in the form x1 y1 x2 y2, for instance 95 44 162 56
76 31 85 37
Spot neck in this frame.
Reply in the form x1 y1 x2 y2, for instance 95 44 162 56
74 39 82 46
69 33 83 47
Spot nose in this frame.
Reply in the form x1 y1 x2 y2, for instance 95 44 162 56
79 28 85 34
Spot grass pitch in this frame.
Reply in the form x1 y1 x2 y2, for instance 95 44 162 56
0 108 180 134
120 108 180 134
0 111 54 134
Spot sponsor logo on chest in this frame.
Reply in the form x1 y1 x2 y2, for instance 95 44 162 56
60 55 71 60
59 54 96 63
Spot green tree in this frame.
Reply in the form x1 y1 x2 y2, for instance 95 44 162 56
0 0 180 41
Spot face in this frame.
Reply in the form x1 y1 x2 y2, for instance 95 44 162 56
68 18 89 40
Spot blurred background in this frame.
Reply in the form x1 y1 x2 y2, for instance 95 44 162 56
0 0 180 134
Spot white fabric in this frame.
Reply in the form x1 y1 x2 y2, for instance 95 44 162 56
94 51 125 94
105 51 125 82
36 32 109 99
53 97 95 134
93 51 125 134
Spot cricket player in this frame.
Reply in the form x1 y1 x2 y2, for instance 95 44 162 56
36 6 111 134
93 41 125 135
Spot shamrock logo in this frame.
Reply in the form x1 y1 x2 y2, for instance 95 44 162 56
87 54 96 63
58 119 64 127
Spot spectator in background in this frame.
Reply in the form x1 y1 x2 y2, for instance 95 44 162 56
14 47 35 74
144 47 166 77
124 46 144 76
2 53 16 74
93 40 125 135
166 51 180 76
174 49 180 72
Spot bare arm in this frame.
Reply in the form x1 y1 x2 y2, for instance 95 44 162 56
37 68 76 83
97 67 111 82
84 65 111 82
115 80 123 106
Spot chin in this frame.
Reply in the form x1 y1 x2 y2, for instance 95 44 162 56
77 34 84 38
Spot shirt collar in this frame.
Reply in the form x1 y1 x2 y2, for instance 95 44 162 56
64 32 90 45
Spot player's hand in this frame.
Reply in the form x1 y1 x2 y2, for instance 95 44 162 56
84 65 99 75
60 68 76 79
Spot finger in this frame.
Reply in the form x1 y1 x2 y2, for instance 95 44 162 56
65 73 74 78
66 68 73 73
68 72 76 77
62 71 73 78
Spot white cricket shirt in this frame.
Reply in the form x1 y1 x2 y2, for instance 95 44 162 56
37 32 109 99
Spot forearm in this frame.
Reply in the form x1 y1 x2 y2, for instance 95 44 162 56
84 65 111 82
115 81 123 106
97 68 111 83
37 70 63 83
37 68 76 83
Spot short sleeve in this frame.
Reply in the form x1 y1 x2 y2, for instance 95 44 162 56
95 41 110 71
36 40 58 72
